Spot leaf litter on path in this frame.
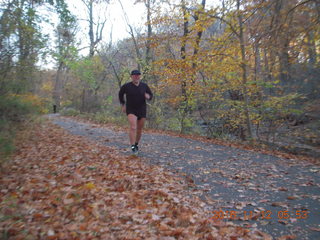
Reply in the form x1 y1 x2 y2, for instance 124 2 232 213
0 121 273 239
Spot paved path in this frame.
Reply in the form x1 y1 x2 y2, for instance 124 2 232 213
49 115 320 239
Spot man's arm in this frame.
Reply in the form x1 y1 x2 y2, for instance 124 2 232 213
118 84 126 105
145 84 153 101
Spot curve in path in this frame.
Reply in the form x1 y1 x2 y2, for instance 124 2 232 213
49 115 320 240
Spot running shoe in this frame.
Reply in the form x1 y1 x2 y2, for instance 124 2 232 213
131 145 138 155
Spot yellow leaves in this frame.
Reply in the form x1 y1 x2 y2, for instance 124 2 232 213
150 15 173 26
84 182 96 190
12 93 40 106
128 154 139 160
41 81 53 92
9 93 47 113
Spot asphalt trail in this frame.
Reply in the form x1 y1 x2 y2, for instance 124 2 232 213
49 115 320 239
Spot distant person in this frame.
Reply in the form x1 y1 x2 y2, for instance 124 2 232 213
53 104 57 113
118 69 153 154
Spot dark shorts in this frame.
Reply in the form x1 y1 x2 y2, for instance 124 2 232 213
126 107 146 120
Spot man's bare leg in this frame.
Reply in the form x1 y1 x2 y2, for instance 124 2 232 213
127 114 137 145
136 118 145 144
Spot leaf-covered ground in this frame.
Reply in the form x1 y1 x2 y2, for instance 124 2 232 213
0 121 274 240
49 115 320 240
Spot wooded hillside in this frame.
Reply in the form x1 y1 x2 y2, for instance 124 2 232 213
1 0 319 157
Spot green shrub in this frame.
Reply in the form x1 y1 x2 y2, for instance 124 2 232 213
0 94 41 122
0 119 15 162
60 108 81 116
0 94 43 162
0 134 15 158
90 111 127 126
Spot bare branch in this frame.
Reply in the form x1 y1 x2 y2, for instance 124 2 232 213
118 0 142 63
208 14 240 38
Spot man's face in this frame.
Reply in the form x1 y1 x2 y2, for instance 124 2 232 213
131 74 141 84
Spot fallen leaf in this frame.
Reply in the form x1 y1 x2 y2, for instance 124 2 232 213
277 235 296 240
84 182 96 190
309 227 320 232
287 196 298 200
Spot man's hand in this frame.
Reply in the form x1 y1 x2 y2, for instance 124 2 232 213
145 93 151 100
121 105 126 113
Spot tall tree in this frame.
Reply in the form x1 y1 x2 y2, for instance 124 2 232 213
118 0 142 70
0 0 16 95
71 0 110 112
53 0 78 111
81 0 109 57
236 0 253 138
0 0 49 94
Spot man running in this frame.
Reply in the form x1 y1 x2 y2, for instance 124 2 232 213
118 69 153 154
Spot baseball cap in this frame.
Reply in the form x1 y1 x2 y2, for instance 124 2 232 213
131 70 141 75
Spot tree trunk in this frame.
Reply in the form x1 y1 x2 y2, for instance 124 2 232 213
118 0 141 70
53 63 64 111
254 41 262 82
84 0 106 57
145 0 152 68
191 0 206 73
237 0 253 139
180 0 188 102
178 0 190 133
279 39 290 82
263 48 272 82
307 30 317 66
89 0 95 57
